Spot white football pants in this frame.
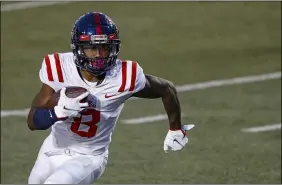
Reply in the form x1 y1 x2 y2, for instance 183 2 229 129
28 134 108 184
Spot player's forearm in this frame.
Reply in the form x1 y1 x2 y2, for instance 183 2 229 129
162 81 182 130
27 84 57 130
27 107 58 131
27 108 37 130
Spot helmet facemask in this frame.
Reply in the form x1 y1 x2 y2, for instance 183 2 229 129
72 35 121 77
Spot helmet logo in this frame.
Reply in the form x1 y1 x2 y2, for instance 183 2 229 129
109 34 117 40
79 34 91 41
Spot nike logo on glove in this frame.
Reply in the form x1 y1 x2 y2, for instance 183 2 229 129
104 93 120 98
173 139 184 148
63 106 79 111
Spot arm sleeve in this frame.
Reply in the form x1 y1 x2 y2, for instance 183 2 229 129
39 56 61 92
132 62 146 93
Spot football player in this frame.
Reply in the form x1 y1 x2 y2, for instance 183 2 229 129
27 12 194 184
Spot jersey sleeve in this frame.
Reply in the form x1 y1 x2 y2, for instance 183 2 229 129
39 53 65 92
117 60 146 94
132 61 146 93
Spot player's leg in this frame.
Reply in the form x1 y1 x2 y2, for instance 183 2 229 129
43 152 108 184
28 135 55 184
28 134 74 184
28 152 53 184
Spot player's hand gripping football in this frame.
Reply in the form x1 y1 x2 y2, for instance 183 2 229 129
54 87 89 119
163 124 195 153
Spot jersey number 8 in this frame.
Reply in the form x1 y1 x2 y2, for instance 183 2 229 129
70 109 100 138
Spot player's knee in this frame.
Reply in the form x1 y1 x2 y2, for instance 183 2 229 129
44 180 58 184
28 154 52 184
43 156 95 184
28 176 37 184
28 171 44 184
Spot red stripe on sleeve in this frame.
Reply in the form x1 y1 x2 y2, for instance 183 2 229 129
44 55 53 81
118 61 127 92
129 61 137 91
54 53 64 82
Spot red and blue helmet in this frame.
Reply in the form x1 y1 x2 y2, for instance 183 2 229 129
71 12 121 76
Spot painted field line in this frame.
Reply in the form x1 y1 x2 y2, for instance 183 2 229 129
129 71 281 100
175 71 281 92
242 123 281 133
1 2 70 12
0 108 30 117
123 114 186 124
1 71 281 118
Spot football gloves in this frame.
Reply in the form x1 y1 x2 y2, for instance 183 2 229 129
164 124 195 153
54 87 89 119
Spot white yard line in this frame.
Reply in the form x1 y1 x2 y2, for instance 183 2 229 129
123 114 186 124
123 114 169 124
175 72 281 92
129 72 281 101
1 2 70 12
1 71 281 118
242 123 281 133
0 108 30 117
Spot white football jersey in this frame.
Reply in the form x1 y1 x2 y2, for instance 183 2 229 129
39 52 146 155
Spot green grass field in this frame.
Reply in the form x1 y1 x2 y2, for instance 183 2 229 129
1 2 281 184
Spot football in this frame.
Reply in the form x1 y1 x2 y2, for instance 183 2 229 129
46 86 89 108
